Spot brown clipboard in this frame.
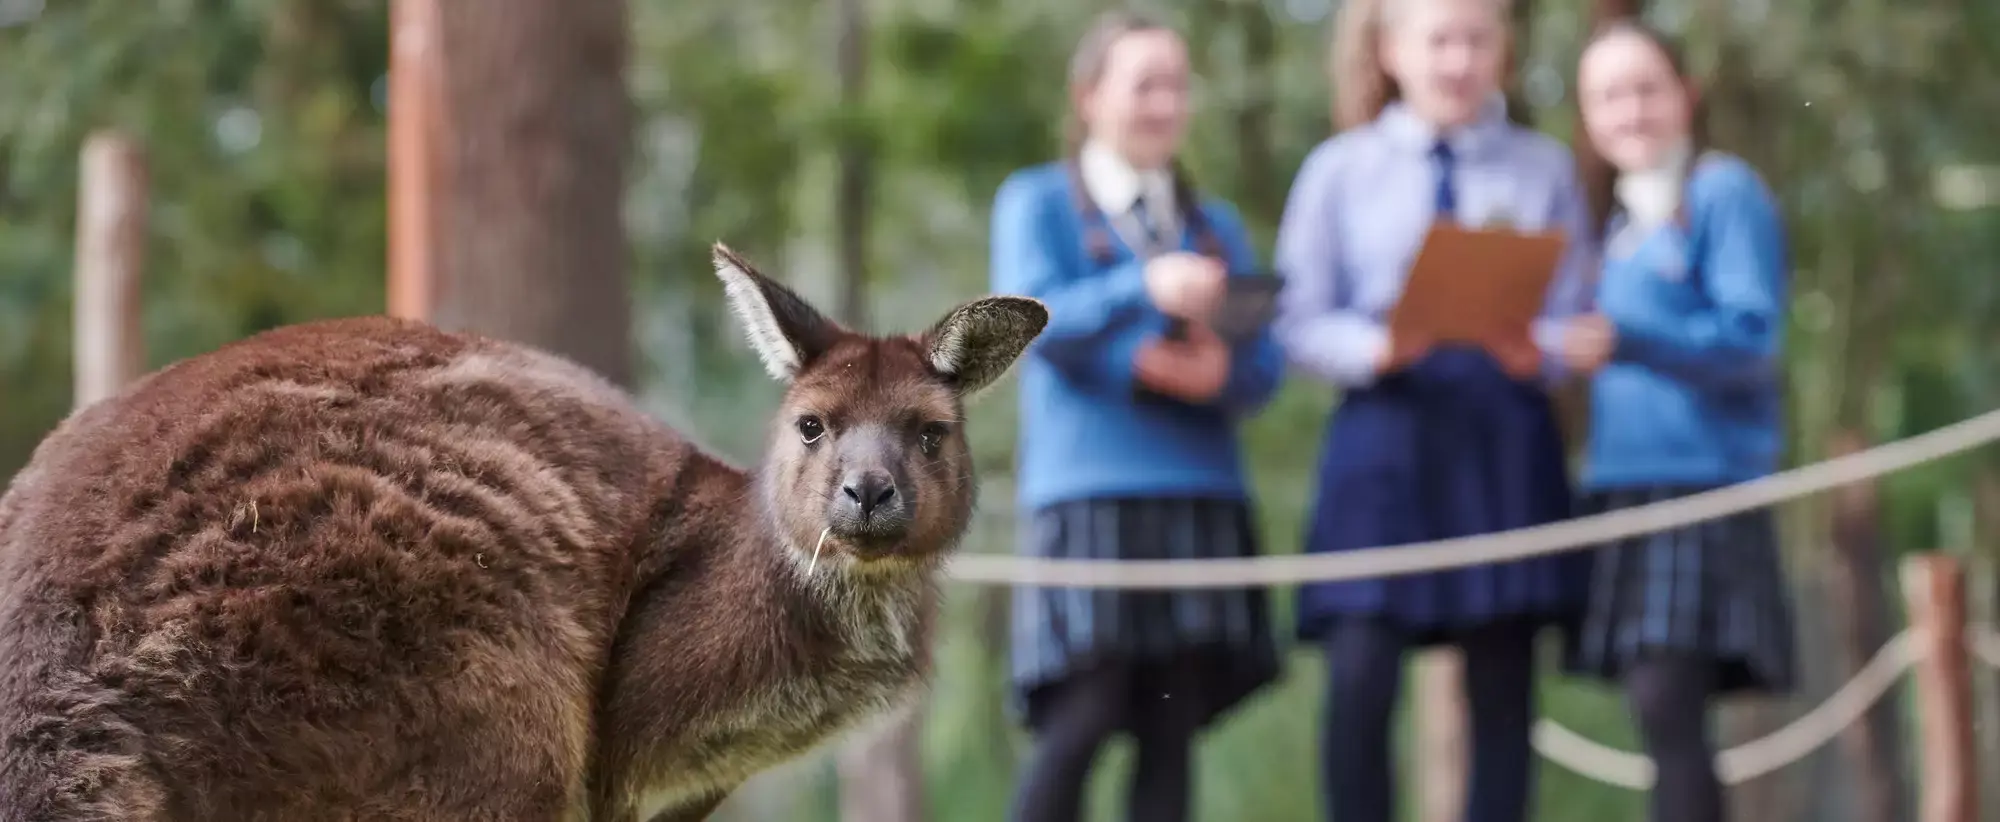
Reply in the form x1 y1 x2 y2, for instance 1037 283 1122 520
1385 222 1569 347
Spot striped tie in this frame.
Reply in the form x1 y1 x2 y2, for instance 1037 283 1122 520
1131 195 1169 256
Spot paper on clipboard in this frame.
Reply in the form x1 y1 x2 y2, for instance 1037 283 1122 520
1385 222 1568 347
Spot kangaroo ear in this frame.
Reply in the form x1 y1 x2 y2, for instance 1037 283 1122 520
921 296 1049 401
712 243 842 381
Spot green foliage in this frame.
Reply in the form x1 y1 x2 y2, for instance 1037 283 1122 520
874 14 1065 197
0 0 388 468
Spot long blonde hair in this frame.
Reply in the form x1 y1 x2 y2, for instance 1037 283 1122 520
1329 0 1518 132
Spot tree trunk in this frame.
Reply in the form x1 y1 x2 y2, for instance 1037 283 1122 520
1824 429 1911 822
1501 0 1536 127
1977 469 2000 822
427 0 634 388
830 0 872 331
827 0 926 818
1229 0 1280 226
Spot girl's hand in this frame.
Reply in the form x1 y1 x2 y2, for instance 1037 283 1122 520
1143 253 1227 319
1557 314 1617 374
1136 323 1230 402
1486 334 1544 380
1375 329 1433 376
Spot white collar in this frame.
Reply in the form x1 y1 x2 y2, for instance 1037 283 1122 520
1377 93 1511 159
1078 140 1177 219
1614 140 1694 227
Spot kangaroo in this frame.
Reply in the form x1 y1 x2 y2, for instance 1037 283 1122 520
0 243 1047 822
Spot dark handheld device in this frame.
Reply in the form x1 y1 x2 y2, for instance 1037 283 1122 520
1164 271 1286 342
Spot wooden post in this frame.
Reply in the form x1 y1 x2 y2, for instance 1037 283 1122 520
1415 650 1468 822
387 0 446 321
837 700 928 822
1903 553 1977 822
72 132 149 408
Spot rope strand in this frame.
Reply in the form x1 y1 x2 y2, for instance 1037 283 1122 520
947 404 2000 588
1533 629 1923 788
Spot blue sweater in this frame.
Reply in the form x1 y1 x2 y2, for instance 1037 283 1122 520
1582 153 1789 490
990 162 1285 511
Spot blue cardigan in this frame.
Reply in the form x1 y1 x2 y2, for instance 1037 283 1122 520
989 162 1284 511
1583 153 1790 490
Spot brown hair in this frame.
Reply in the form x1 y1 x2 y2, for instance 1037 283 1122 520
1328 0 1518 132
1062 9 1224 266
1580 18 1711 235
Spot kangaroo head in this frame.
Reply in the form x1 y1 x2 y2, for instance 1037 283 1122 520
712 243 1046 576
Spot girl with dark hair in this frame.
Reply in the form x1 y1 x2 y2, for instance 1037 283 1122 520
1273 0 1599 820
989 10 1286 822
1556 19 1798 822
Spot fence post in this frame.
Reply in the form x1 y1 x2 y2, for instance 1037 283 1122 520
1416 650 1468 822
1902 553 1977 822
387 0 446 322
72 131 149 408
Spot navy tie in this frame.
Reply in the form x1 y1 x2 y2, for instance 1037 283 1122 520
1131 194 1168 255
1430 139 1457 221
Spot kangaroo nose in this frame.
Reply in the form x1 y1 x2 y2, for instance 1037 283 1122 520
841 472 897 519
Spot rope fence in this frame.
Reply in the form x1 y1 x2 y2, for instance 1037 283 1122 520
941 402 2000 817
1532 627 1926 789
944 405 2000 588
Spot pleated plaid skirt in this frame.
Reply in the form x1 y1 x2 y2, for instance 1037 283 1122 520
1563 485 1799 696
1007 497 1282 731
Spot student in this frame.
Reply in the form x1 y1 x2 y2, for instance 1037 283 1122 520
1556 19 1798 822
1271 0 1597 819
988 10 1286 822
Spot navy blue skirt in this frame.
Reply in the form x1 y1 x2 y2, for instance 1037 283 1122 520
1564 486 1798 696
1009 497 1282 732
1296 348 1589 647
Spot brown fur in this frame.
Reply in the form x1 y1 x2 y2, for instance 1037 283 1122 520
0 246 1047 822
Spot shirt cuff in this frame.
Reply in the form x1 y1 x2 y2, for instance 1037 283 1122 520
1531 317 1562 355
1349 324 1390 385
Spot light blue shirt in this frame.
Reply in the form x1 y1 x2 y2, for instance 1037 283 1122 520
1273 99 1597 389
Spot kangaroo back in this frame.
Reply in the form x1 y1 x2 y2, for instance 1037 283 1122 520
0 316 675 821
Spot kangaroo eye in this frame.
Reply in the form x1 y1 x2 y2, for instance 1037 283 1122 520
917 422 951 456
797 416 826 444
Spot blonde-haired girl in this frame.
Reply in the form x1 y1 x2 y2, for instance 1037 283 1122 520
1273 0 1597 819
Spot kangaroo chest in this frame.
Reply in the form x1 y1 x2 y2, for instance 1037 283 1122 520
627 593 927 820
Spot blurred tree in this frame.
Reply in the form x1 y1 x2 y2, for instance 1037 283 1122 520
826 0 931 818
429 0 634 386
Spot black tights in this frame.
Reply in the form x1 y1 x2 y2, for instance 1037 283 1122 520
1627 651 1725 822
1011 660 1203 822
1319 618 1538 822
